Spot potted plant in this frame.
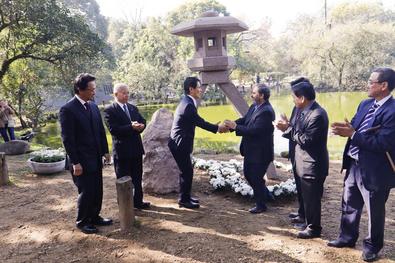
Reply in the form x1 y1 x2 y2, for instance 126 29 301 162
27 148 66 174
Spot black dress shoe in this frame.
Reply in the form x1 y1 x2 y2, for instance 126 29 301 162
290 216 305 224
178 200 200 209
289 212 299 218
293 223 307 230
327 239 355 248
135 201 151 209
190 197 199 203
297 228 321 239
362 251 378 262
77 224 98 234
249 206 267 214
92 216 113 226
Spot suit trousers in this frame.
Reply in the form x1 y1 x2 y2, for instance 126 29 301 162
339 160 390 254
293 166 305 219
300 175 325 231
114 156 144 206
243 162 270 208
169 148 193 202
72 169 103 226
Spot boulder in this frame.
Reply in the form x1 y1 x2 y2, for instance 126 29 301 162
142 108 179 194
0 140 30 155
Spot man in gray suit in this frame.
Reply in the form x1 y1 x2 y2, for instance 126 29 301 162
276 77 329 239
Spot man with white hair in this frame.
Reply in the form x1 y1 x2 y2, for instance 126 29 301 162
104 83 150 209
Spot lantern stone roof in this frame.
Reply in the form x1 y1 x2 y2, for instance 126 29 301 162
171 11 248 37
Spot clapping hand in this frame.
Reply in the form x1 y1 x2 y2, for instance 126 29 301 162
275 113 290 132
331 118 354 137
132 121 145 132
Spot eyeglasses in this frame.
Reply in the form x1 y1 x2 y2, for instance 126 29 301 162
368 80 382 85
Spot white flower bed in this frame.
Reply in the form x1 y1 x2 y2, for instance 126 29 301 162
193 158 297 198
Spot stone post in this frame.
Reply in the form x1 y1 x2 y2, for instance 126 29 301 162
0 152 9 186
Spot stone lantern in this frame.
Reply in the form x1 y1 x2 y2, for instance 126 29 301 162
171 10 249 116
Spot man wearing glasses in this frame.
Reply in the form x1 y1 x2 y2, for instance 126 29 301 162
330 67 395 262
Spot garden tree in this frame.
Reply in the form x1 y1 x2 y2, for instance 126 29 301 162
1 60 61 129
0 0 111 86
62 0 108 39
229 18 275 84
286 2 395 90
165 0 228 29
114 18 178 101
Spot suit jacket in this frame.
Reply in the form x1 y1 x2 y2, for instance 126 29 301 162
341 97 395 191
103 102 146 159
59 97 109 173
283 101 329 178
169 95 218 154
234 101 275 164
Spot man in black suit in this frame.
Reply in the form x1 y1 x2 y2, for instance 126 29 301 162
60 73 112 234
276 78 329 239
329 67 395 262
168 77 228 209
224 84 275 214
104 83 150 209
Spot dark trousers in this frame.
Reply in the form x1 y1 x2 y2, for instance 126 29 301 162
72 170 103 226
114 156 144 206
169 147 193 202
339 161 390 254
293 167 305 218
244 162 270 208
300 175 325 231
0 127 9 142
7 126 15 140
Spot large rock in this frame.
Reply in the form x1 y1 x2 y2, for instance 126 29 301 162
0 140 30 155
142 108 179 194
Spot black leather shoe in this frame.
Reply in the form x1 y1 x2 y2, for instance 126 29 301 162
297 228 321 239
362 251 378 262
178 200 200 209
92 216 113 226
249 206 267 214
289 212 299 218
135 201 151 209
290 216 305 224
293 223 307 230
327 239 355 248
77 224 98 234
190 197 200 203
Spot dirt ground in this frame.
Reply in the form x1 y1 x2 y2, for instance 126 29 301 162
0 153 394 263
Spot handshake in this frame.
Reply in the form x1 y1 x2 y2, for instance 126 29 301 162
217 120 237 133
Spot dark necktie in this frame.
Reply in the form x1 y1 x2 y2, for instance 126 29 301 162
123 104 131 120
348 102 379 159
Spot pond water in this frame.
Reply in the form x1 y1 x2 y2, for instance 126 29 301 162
33 91 368 159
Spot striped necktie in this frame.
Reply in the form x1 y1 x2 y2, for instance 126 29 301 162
348 102 379 159
123 104 131 120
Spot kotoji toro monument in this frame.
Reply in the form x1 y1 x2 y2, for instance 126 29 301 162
171 10 278 178
171 10 249 116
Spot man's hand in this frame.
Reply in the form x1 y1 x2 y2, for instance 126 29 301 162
73 163 83 176
218 123 230 133
331 118 355 137
275 119 289 132
132 121 145 132
224 120 237 130
104 153 111 164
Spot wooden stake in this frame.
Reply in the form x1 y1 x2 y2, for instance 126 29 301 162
0 152 9 186
116 176 134 232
